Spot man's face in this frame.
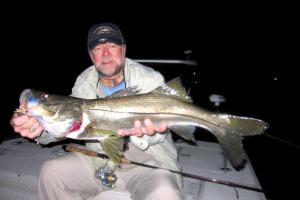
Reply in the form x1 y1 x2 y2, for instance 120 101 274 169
90 42 126 78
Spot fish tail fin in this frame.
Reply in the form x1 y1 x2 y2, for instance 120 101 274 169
100 135 124 164
211 115 269 170
215 128 247 170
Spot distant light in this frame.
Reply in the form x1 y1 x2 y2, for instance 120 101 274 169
184 50 192 54
273 77 278 81
209 94 226 107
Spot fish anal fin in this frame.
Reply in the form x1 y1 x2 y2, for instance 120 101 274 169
169 125 196 143
85 126 116 136
73 125 116 140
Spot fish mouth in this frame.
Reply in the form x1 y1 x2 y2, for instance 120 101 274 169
19 89 40 110
19 89 33 104
18 89 52 118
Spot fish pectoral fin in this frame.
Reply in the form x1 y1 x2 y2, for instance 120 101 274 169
169 125 196 143
99 136 124 164
86 126 116 135
74 126 116 140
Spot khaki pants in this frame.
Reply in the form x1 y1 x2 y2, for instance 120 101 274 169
38 144 182 200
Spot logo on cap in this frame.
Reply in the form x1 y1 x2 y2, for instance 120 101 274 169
93 26 115 35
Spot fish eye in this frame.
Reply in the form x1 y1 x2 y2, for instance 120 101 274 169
40 93 49 101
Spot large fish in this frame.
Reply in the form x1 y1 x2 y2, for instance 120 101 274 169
16 78 268 169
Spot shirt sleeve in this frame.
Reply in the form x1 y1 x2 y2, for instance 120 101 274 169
34 130 65 145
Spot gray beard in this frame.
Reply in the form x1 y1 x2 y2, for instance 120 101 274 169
97 62 125 78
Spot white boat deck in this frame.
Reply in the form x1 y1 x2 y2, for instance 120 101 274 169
176 141 266 200
0 137 266 200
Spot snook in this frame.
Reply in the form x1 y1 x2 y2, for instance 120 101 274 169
17 78 268 169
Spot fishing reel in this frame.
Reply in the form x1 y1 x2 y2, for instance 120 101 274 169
95 165 118 188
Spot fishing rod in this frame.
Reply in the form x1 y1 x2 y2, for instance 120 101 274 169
63 144 274 195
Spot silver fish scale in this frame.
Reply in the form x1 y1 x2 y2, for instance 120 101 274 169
83 108 137 132
84 93 200 117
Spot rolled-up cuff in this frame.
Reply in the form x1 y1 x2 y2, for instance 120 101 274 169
35 130 64 145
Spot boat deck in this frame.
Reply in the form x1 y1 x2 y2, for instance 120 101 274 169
0 137 266 200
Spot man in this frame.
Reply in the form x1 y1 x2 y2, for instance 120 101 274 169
10 23 182 200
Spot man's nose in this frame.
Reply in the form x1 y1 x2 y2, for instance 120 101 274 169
102 47 110 56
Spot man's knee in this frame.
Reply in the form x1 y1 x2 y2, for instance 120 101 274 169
148 170 182 200
131 170 182 200
39 159 63 183
146 185 182 200
39 153 81 182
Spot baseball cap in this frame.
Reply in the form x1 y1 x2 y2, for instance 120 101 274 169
87 23 125 50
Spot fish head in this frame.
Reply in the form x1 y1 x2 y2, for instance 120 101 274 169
20 89 63 118
19 89 81 138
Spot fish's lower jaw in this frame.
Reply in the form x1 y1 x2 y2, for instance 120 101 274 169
41 118 73 138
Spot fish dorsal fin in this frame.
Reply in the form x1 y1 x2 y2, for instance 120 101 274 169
153 77 193 103
109 86 140 97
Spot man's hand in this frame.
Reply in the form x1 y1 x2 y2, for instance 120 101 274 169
117 119 167 137
10 102 43 139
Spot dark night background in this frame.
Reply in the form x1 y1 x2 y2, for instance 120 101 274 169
0 3 297 200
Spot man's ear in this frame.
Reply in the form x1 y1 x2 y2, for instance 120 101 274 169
122 45 126 56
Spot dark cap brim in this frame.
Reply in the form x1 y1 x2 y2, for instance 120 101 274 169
88 37 124 50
